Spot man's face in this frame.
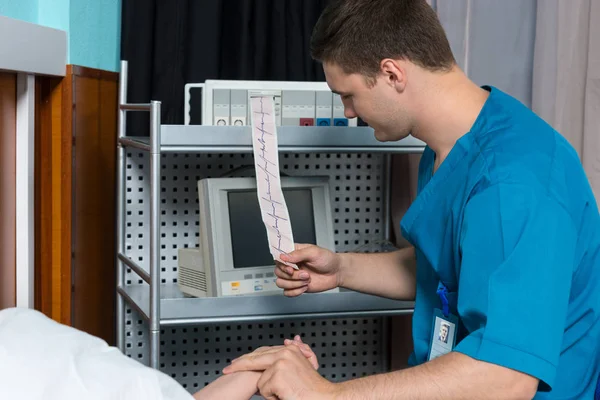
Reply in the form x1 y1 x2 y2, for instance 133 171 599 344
323 62 413 142
440 325 448 341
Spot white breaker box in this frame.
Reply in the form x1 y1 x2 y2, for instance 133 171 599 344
184 80 357 127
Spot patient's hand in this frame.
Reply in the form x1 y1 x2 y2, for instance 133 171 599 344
192 370 261 400
193 336 317 400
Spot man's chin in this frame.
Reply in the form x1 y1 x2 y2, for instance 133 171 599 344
373 129 408 142
373 129 389 142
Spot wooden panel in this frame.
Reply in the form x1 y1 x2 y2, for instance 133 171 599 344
34 65 117 345
70 65 118 345
34 75 72 324
0 72 16 309
70 65 119 82
34 77 48 313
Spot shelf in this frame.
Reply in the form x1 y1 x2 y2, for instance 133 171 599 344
119 283 414 326
119 125 425 153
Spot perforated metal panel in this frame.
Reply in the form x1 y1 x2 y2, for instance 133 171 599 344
126 316 387 393
123 151 392 393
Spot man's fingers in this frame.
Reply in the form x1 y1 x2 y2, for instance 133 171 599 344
258 367 283 400
283 335 303 345
274 267 295 280
294 344 318 370
275 263 294 277
276 277 309 290
274 271 311 295
294 243 312 250
275 266 311 281
304 355 318 370
283 286 308 297
257 367 276 398
284 339 318 370
276 262 311 278
280 244 314 264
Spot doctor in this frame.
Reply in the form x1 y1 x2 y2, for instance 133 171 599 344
223 0 600 399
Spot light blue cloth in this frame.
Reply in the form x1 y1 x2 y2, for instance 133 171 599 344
400 86 600 398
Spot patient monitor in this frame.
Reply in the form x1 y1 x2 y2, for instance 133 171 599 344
178 176 337 297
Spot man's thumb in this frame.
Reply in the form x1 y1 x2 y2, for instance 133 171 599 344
282 245 313 264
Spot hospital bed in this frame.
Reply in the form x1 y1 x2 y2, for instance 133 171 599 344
0 307 194 400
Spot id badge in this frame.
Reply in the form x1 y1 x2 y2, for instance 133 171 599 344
427 308 458 361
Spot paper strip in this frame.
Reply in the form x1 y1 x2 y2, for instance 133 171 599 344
250 95 298 269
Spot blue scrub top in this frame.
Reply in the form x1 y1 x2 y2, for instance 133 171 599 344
400 86 600 398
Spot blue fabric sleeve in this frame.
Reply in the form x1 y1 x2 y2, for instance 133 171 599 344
453 183 576 391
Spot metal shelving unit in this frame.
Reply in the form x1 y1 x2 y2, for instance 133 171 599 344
120 283 416 326
116 60 423 372
122 124 426 154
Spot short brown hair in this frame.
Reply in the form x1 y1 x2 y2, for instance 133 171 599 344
310 0 456 79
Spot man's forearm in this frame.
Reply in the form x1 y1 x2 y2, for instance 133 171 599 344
331 352 538 400
338 246 416 300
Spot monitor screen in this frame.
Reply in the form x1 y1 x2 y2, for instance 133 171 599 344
227 188 317 268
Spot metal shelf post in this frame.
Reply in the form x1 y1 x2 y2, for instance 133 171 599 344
116 60 163 368
149 100 162 369
116 60 128 353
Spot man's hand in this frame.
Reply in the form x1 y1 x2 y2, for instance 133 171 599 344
283 335 319 370
275 243 342 297
223 343 337 400
278 244 417 301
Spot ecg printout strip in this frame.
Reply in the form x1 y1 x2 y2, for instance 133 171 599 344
250 95 298 269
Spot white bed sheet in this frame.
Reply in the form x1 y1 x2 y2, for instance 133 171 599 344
0 307 194 400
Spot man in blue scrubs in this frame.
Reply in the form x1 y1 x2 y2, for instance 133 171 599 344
222 0 600 398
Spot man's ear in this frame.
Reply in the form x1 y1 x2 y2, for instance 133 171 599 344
380 58 407 93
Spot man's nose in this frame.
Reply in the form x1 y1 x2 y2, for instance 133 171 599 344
344 107 357 119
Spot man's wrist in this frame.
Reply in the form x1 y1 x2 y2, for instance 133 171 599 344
335 252 352 289
323 380 344 400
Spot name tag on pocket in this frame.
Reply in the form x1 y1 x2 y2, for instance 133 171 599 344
428 308 458 361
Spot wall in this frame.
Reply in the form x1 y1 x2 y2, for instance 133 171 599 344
70 0 121 72
38 0 69 32
0 0 121 72
0 0 38 23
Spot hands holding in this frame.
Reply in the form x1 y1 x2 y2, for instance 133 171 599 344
275 244 343 297
218 244 344 398
223 335 337 400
